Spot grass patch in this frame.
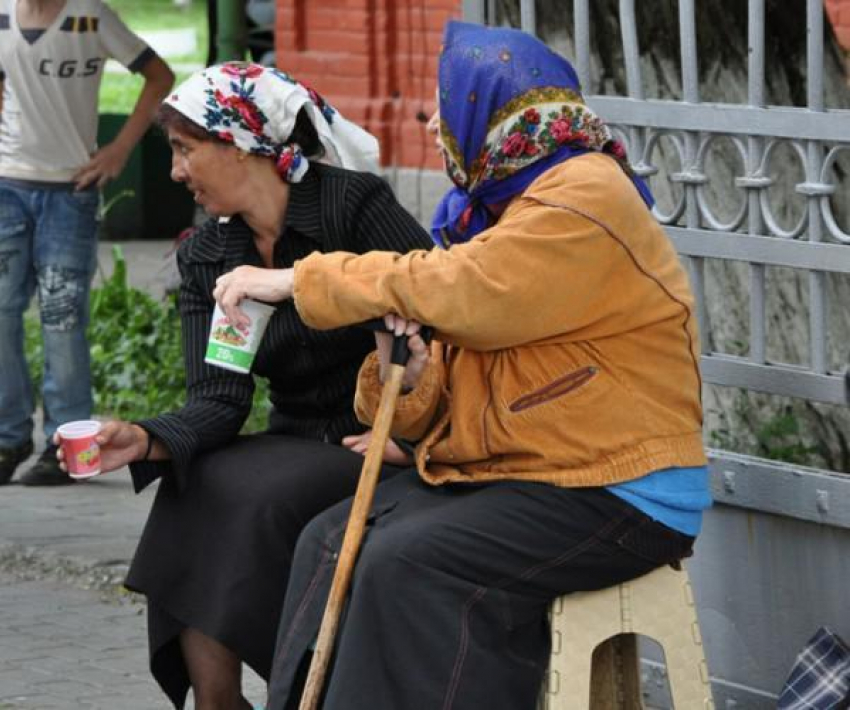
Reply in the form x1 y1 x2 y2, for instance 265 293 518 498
99 73 146 115
100 0 208 114
104 0 206 37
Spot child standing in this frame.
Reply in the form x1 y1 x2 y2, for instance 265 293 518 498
0 0 174 485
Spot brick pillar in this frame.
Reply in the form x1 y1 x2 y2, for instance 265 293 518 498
275 0 462 169
826 0 850 50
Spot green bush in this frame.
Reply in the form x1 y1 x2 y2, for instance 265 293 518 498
709 398 823 468
25 246 270 433
87 246 186 418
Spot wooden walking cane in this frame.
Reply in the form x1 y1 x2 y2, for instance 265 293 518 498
298 320 432 710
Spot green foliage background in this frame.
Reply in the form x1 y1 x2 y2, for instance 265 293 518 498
709 399 823 468
25 247 270 433
99 0 207 114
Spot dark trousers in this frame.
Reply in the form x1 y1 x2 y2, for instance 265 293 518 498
267 470 694 710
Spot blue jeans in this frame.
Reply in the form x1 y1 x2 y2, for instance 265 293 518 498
0 181 99 447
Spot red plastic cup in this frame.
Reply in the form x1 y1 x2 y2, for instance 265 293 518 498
57 420 102 479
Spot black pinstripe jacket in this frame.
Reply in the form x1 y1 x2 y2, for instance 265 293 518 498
130 164 432 493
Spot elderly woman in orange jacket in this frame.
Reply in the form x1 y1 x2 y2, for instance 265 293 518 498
216 21 712 710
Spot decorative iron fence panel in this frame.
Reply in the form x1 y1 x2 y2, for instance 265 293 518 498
461 1 850 705
462 0 850 520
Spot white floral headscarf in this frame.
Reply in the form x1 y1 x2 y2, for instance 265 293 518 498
165 62 379 182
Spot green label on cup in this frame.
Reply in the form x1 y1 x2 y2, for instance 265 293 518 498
205 343 254 370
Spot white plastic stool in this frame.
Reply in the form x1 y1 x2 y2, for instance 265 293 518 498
539 563 713 709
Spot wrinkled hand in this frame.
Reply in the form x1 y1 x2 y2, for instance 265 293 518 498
54 420 147 474
73 141 131 190
375 314 430 392
342 430 414 466
212 266 294 329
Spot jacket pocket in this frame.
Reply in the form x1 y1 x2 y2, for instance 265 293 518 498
367 499 399 525
508 366 598 413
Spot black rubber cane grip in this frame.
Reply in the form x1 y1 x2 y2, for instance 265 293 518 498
359 318 434 366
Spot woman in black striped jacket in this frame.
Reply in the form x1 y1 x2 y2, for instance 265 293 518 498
63 63 431 710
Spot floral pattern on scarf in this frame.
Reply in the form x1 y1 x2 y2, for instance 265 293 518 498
165 62 379 183
205 64 273 149
431 22 652 247
474 94 626 185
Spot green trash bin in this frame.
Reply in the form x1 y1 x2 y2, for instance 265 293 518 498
97 113 194 240
97 113 142 240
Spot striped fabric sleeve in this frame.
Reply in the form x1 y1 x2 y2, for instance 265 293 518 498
345 175 433 451
129 246 254 493
346 175 433 254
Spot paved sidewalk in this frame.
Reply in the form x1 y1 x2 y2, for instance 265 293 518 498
0 473 266 710
0 569 163 709
1 477 157 709
1 241 265 709
95 239 178 300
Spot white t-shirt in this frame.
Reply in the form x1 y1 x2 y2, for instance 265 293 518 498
0 0 151 182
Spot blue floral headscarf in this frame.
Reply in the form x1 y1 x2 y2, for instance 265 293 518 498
431 21 653 248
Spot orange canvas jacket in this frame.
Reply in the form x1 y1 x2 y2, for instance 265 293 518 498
293 153 707 488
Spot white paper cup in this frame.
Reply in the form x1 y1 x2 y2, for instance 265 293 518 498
57 420 102 479
204 299 276 374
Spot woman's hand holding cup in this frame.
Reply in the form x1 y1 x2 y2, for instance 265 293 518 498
55 420 151 475
213 266 294 330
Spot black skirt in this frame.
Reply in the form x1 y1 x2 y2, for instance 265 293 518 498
125 434 396 708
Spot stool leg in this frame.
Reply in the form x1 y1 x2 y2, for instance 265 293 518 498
628 568 713 709
546 638 596 710
590 636 643 710
614 634 642 710
664 620 713 709
590 639 619 710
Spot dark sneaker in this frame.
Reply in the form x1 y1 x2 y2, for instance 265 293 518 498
18 445 75 487
0 440 35 485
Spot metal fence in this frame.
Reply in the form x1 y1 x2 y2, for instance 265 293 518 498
462 0 850 528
